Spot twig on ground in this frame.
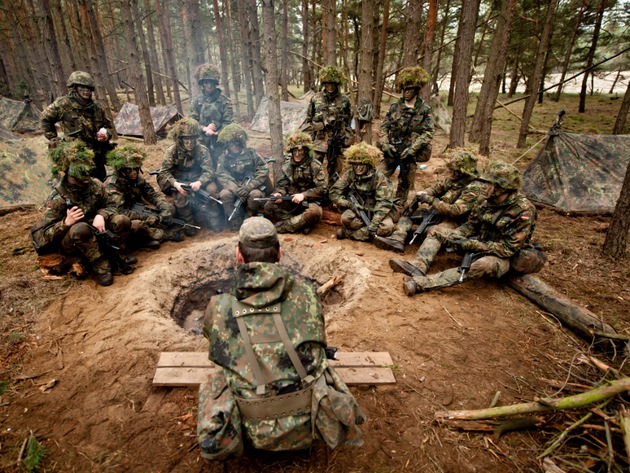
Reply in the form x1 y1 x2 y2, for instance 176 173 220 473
489 391 501 408
539 411 593 458
442 307 463 328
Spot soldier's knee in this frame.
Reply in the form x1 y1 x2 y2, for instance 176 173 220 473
109 214 132 233
69 222 93 242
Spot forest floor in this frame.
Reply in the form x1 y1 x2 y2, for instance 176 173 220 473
0 93 629 472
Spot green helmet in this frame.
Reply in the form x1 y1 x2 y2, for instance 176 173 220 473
284 131 313 153
106 145 146 171
169 117 201 141
50 140 95 179
218 123 248 146
480 160 522 190
344 142 381 167
396 66 429 92
67 71 95 89
319 65 344 85
195 63 220 84
445 150 478 176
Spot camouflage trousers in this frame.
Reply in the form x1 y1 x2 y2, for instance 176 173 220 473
411 255 510 291
263 200 323 233
340 209 393 241
382 157 417 206
403 221 458 274
172 182 224 232
220 188 266 231
130 220 165 245
314 150 344 186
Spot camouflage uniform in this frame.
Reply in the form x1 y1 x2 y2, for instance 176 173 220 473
329 143 395 242
41 72 114 182
380 67 434 205
306 66 353 183
264 132 327 234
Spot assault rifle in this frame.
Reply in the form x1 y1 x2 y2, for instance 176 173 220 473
409 208 442 245
149 168 161 176
179 183 223 205
402 194 420 217
253 195 308 207
457 252 482 282
327 119 345 164
130 203 201 231
228 177 269 222
347 187 371 228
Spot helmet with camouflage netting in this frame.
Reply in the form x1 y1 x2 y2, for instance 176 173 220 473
480 160 522 190
344 142 381 168
106 145 146 171
445 149 478 176
67 71 95 89
195 63 221 85
284 131 313 153
396 66 429 92
169 117 202 141
319 65 344 85
218 123 248 146
50 140 95 179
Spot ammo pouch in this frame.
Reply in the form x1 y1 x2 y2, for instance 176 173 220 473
510 241 547 274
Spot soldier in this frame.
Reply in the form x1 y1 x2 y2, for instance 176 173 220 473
402 160 543 296
381 150 488 273
105 145 180 250
189 63 233 163
263 132 327 234
305 65 353 184
216 124 272 231
41 71 115 182
157 118 223 235
379 66 434 205
30 141 132 286
329 142 396 242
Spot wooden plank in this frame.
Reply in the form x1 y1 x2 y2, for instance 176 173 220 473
331 352 393 367
158 352 212 368
153 366 396 387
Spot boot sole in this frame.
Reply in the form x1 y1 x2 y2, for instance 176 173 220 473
389 258 425 277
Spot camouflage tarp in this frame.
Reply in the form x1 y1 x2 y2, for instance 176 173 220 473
114 102 182 138
249 98 308 135
0 96 42 133
0 134 50 206
522 131 630 214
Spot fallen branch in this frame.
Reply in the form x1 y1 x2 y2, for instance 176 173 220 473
317 273 345 297
435 377 630 420
620 405 630 461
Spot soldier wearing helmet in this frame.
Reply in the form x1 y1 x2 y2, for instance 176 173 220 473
30 141 133 287
216 124 272 231
305 65 353 185
41 71 115 182
157 118 223 235
329 143 396 243
105 145 180 249
379 66 434 206
402 159 544 296
190 64 233 161
263 132 327 234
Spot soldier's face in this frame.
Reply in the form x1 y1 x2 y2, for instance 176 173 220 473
353 164 368 175
67 174 91 187
124 168 140 180
292 147 306 163
403 87 419 102
182 137 196 151
76 85 93 100
488 184 510 204
228 142 243 155
324 82 337 94
201 80 217 93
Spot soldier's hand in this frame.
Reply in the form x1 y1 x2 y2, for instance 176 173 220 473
174 182 187 195
292 193 305 204
190 180 202 192
417 192 434 205
400 147 413 160
93 214 106 232
145 215 159 226
159 214 173 226
64 206 84 226
236 187 250 200
367 223 378 235
96 128 109 142
336 199 352 209
458 238 486 252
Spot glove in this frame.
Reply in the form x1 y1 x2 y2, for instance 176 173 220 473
367 224 377 235
236 187 250 200
381 143 394 156
454 238 486 252
145 215 159 226
312 121 324 131
336 199 351 209
417 192 434 205
400 147 413 160
160 214 173 226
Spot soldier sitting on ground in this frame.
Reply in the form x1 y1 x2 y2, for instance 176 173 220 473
31 141 133 287
189 63 233 164
263 132 327 234
402 160 546 296
105 145 181 250
41 71 115 182
157 118 223 235
379 66 434 207
380 150 488 270
305 65 353 185
216 124 272 231
329 142 396 243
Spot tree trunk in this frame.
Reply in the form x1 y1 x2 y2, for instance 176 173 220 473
322 0 336 65
373 0 390 118
64 0 89 74
301 0 311 94
602 160 630 258
50 0 76 73
402 0 422 67
553 0 586 102
38 0 67 97
579 0 608 113
132 0 155 107
357 1 376 144
211 0 231 99
432 0 451 96
236 0 255 117
517 0 557 149
280 0 289 101
225 0 242 119
155 0 182 113
613 81 630 135
248 0 265 108
260 0 283 179
119 0 157 144
182 0 206 94
143 0 166 105
449 0 480 149
420 0 437 102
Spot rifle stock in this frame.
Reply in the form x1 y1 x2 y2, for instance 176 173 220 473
348 188 371 227
409 208 442 245
131 203 200 230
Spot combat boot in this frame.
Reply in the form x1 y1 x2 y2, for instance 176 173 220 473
389 258 426 277
95 271 114 287
184 226 198 237
403 277 417 296
145 240 161 250
373 236 405 254
275 221 293 234
336 228 348 240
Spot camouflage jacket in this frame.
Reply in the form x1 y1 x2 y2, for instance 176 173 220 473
424 176 489 220
203 262 328 397
157 143 215 191
31 178 117 250
329 169 395 227
216 148 271 192
104 172 171 218
275 154 327 200
189 88 233 134
306 90 352 152
41 90 113 146
454 192 537 258
380 97 434 158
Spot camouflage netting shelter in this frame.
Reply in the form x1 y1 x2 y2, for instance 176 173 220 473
114 102 182 138
522 131 630 214
0 96 42 133
250 98 308 135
